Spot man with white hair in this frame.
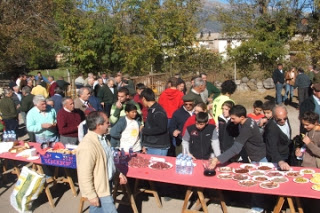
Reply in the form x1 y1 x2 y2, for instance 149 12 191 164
84 72 94 86
74 87 91 112
186 77 205 105
0 88 18 133
26 95 58 143
57 97 85 145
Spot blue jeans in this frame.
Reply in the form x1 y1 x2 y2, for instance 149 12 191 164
146 147 169 156
276 83 283 104
284 84 294 101
89 196 117 213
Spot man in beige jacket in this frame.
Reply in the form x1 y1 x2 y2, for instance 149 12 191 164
77 111 127 213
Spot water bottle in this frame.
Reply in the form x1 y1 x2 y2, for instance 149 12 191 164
3 131 7 142
129 147 134 157
11 130 16 141
176 155 182 174
114 151 120 164
8 131 13 141
180 157 187 174
297 145 306 160
186 159 193 175
120 148 125 157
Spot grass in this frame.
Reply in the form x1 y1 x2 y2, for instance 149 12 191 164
231 89 275 110
29 68 72 80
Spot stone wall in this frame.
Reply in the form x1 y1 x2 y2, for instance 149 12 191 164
214 77 275 92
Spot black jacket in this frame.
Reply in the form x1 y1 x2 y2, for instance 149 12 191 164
142 102 170 149
218 116 239 152
187 124 215 160
169 106 191 145
272 69 285 84
264 119 292 163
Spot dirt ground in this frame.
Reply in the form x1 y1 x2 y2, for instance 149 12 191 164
0 89 303 213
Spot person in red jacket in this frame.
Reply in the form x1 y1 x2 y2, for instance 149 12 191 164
182 102 215 136
158 77 184 121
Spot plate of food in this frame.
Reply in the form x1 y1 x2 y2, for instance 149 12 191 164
286 171 302 178
233 168 249 174
312 173 320 178
240 164 257 170
252 176 270 182
248 170 266 176
300 169 315 175
310 177 320 184
218 167 232 173
148 162 173 170
293 177 309 184
266 171 284 177
257 165 273 171
232 174 250 181
217 173 233 179
270 177 289 183
128 156 150 168
260 181 280 189
238 180 257 187
311 184 320 191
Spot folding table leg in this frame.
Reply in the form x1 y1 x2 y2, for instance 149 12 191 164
36 165 55 208
64 168 77 197
196 188 208 213
294 197 304 213
287 197 296 213
148 181 162 208
273 196 285 213
181 187 193 213
217 190 228 213
124 182 139 213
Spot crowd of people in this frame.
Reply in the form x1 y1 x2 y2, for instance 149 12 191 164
0 69 320 213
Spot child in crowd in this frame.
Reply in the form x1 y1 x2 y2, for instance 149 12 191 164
110 103 142 152
258 100 276 132
133 83 147 122
182 102 215 136
247 100 264 124
296 111 320 168
182 112 221 160
218 101 239 153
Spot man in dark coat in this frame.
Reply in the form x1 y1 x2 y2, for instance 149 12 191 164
169 95 194 155
299 83 320 133
272 63 285 104
264 106 292 170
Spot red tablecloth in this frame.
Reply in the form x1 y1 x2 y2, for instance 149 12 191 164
0 142 41 164
121 154 320 200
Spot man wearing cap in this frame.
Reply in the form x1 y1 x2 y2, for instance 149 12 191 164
57 97 85 145
300 83 320 133
169 95 194 155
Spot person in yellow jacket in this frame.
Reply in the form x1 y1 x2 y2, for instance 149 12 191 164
212 80 237 124
31 80 48 98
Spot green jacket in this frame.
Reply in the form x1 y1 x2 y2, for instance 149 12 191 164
206 81 221 100
0 97 18 119
20 94 34 113
97 85 117 104
110 100 142 125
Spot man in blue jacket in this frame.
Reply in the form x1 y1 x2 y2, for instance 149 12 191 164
272 63 285 104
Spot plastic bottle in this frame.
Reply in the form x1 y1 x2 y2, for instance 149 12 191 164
129 147 134 157
186 159 193 175
3 131 7 142
114 151 120 164
180 157 187 174
175 155 182 174
9 131 14 141
297 145 306 160
12 130 16 141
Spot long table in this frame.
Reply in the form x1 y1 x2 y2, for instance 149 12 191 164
119 154 320 213
0 142 77 208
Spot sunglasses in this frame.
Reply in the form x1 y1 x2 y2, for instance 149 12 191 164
276 117 288 122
